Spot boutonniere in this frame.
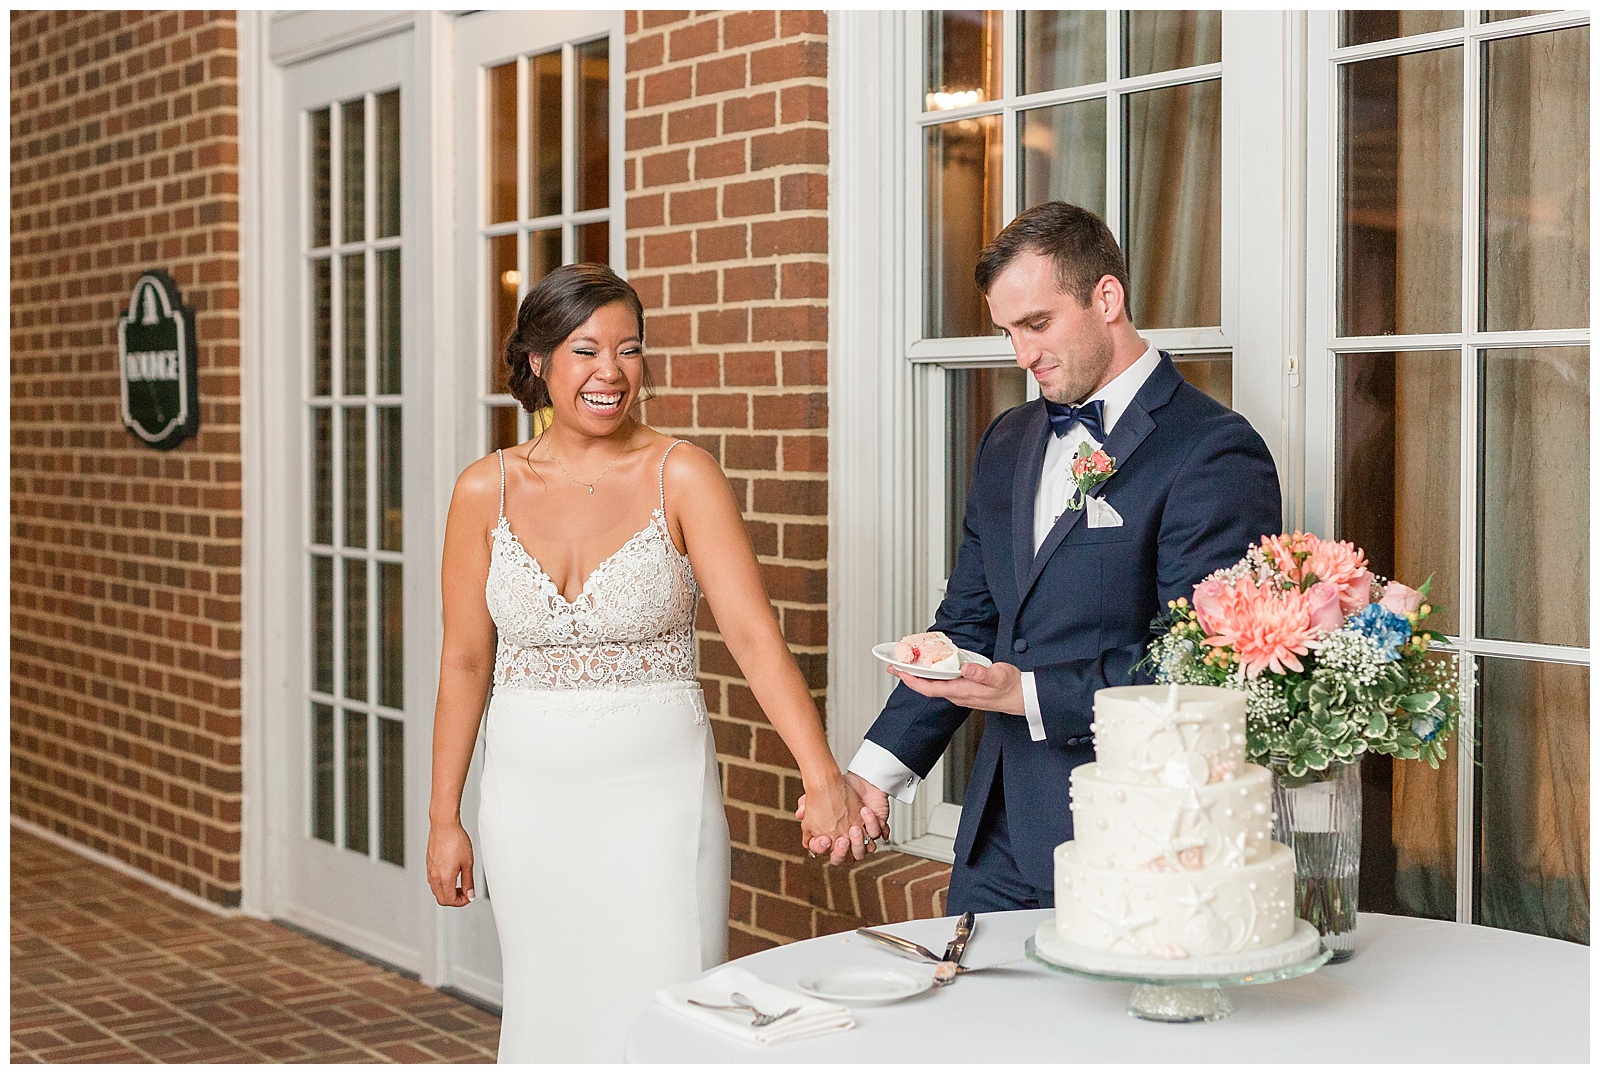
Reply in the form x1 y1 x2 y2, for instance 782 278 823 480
1067 443 1117 511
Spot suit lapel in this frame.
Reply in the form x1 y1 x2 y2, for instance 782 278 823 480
1012 404 1052 598
1018 354 1181 603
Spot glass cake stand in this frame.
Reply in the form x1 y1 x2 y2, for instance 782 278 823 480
1024 936 1332 1023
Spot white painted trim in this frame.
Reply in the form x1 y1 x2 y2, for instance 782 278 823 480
267 10 418 67
12 817 258 920
238 8 273 920
828 10 910 770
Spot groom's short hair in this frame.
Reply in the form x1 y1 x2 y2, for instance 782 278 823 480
974 201 1134 323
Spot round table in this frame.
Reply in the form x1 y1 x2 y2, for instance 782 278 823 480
624 910 1589 1062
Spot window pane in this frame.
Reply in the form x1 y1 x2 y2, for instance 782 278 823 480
310 108 331 248
311 258 332 396
1020 10 1105 94
490 405 521 452
1388 663 1459 921
924 10 1002 110
533 227 562 282
376 248 401 396
341 98 365 244
312 702 335 843
531 49 564 219
1478 657 1589 944
1482 27 1590 332
342 254 366 394
1337 351 1461 636
486 61 517 225
344 558 368 702
1170 351 1232 408
942 365 1028 805
1339 48 1463 336
488 234 519 394
376 89 400 239
344 407 367 550
1342 10 1464 47
378 718 405 866
924 115 1002 338
378 561 404 708
577 220 610 265
1479 347 1588 648
1123 10 1221 77
1124 79 1221 329
575 37 609 212
1019 100 1106 218
312 555 334 695
344 710 370 854
377 406 402 552
312 407 333 546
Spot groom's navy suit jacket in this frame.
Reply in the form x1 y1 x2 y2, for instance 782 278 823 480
865 354 1281 896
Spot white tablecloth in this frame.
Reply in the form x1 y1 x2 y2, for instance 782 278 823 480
625 911 1589 1062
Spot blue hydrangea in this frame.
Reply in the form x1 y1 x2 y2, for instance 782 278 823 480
1349 604 1411 662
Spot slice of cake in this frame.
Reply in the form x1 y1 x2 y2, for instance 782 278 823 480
891 631 960 672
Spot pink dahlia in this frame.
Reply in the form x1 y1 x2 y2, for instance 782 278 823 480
1201 575 1320 678
1257 532 1318 586
1304 538 1374 614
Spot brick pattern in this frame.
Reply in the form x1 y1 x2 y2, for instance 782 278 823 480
624 10 952 951
10 828 500 1063
9 10 245 907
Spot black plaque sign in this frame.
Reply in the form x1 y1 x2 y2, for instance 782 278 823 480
118 270 199 450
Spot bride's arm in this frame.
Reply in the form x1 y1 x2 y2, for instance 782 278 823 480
666 444 881 861
426 459 500 907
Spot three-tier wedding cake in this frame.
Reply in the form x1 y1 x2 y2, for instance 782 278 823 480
1034 684 1319 974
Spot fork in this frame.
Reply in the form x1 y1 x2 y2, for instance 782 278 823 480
686 992 800 1027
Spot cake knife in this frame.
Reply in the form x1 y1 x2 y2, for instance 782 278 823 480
854 925 983 976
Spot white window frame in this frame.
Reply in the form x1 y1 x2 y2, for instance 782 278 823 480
1301 8 1592 922
831 11 1301 859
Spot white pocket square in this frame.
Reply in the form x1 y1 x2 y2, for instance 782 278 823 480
1085 496 1123 529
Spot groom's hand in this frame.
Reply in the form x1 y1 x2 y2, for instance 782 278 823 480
796 772 891 865
889 660 1026 716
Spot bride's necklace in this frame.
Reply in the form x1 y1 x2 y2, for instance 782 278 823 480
538 439 629 494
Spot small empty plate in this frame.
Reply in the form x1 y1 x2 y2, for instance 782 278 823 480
795 965 933 1005
871 642 993 681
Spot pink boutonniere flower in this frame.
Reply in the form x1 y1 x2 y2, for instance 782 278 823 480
1067 443 1117 511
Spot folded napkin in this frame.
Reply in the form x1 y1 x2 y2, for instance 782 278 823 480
655 965 854 1046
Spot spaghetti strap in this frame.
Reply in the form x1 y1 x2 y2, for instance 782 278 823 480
496 449 506 521
658 440 688 512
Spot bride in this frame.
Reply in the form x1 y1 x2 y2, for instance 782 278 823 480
425 263 884 1062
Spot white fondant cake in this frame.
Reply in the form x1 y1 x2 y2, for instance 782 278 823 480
1050 684 1299 964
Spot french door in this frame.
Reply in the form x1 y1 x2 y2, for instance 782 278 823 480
268 29 431 971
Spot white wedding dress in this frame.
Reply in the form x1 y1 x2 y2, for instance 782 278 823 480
477 442 729 1063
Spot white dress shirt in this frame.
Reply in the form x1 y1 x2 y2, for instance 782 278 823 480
849 344 1162 802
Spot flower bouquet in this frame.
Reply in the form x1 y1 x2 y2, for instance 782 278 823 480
1142 532 1462 960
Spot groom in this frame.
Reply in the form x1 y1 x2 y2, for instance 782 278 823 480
828 202 1281 912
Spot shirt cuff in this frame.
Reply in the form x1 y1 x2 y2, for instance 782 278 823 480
847 739 922 804
1020 671 1047 742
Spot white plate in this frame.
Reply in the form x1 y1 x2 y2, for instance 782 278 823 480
795 965 933 1005
872 642 993 680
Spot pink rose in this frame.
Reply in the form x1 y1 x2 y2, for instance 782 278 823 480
1379 580 1425 616
1192 578 1229 634
1305 581 1345 633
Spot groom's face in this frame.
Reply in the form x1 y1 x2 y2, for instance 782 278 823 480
985 249 1115 405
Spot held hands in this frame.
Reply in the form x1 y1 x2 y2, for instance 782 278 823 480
795 771 892 866
426 820 476 907
889 659 1026 715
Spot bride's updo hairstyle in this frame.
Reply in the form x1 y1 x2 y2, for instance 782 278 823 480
503 262 653 415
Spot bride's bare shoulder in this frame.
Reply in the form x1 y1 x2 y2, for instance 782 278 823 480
659 437 724 490
450 451 507 515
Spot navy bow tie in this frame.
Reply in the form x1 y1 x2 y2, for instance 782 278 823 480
1045 398 1107 443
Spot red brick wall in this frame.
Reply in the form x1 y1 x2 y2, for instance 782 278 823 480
624 9 951 954
9 9 244 907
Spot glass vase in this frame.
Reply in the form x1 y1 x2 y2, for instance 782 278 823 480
1268 755 1361 963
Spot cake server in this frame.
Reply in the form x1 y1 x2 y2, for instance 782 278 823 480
854 926 983 976
932 911 975 987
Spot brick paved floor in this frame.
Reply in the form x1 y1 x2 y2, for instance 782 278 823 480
10 828 501 1063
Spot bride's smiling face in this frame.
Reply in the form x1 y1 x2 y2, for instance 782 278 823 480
538 301 645 435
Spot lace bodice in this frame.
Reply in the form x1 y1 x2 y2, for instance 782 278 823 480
487 442 700 691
